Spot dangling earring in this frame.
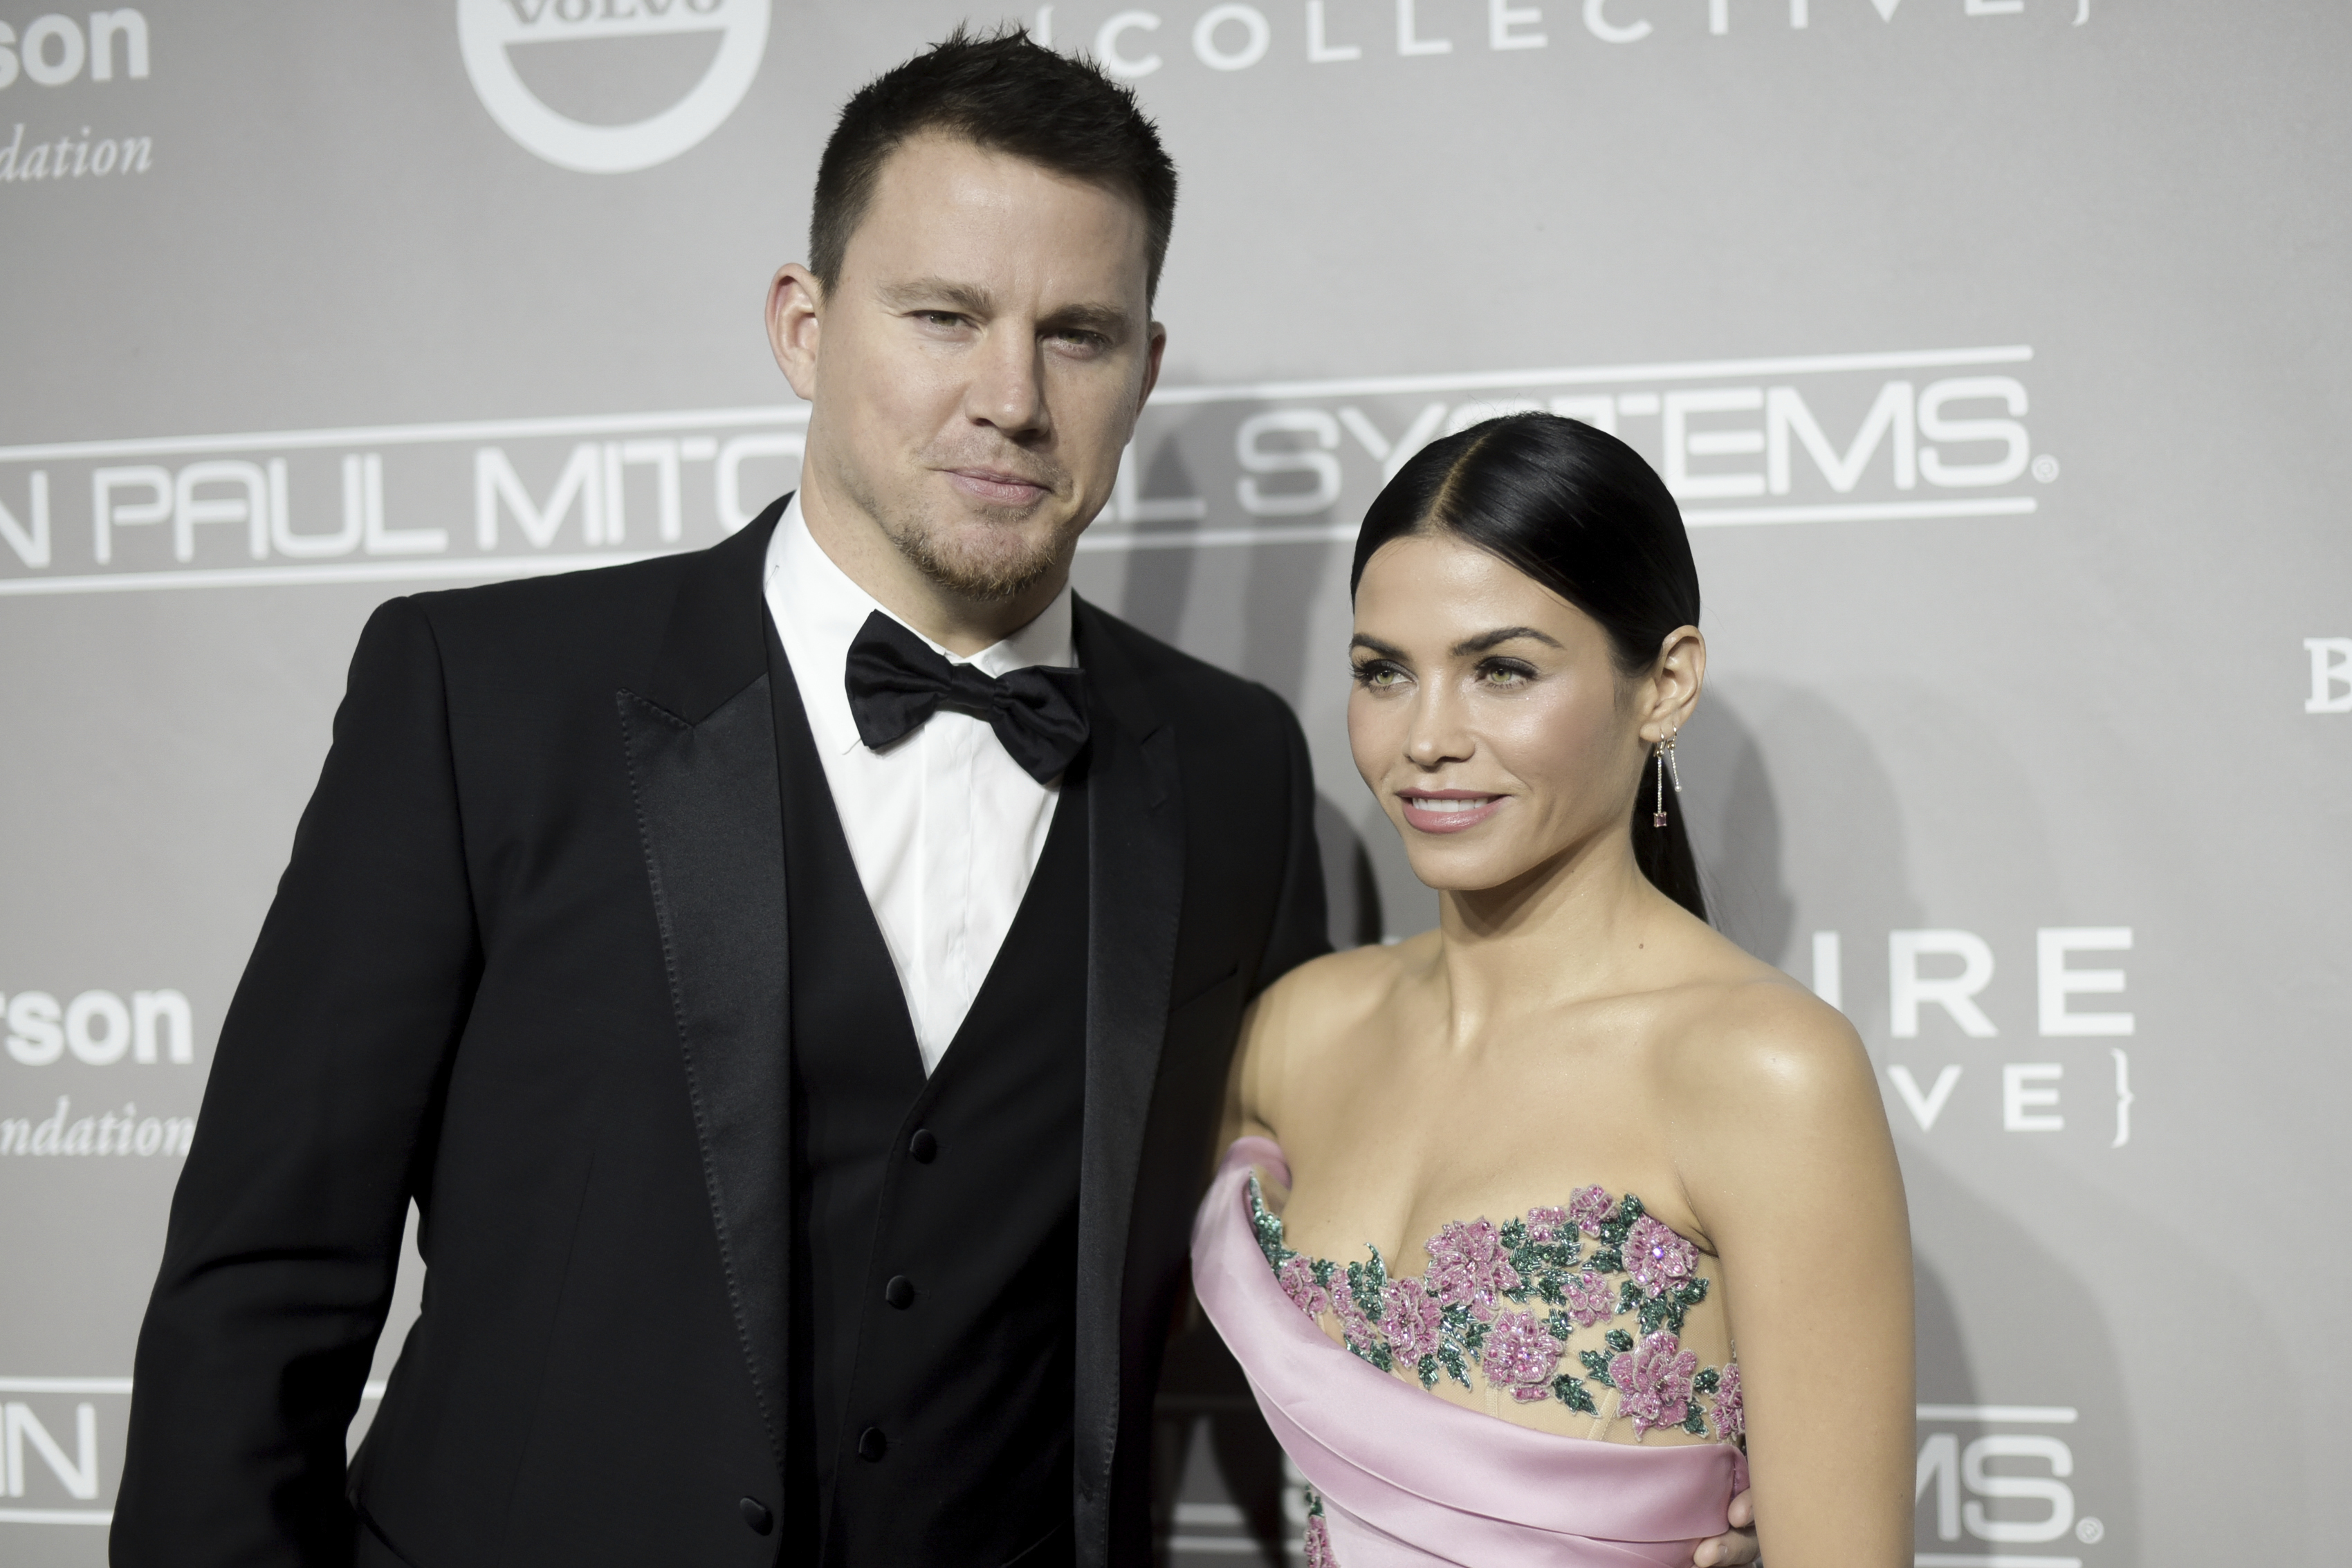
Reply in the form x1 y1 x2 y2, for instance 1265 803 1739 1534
1651 725 1682 828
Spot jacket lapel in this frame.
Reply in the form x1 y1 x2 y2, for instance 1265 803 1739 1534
618 497 793 1477
1068 596 1185 1536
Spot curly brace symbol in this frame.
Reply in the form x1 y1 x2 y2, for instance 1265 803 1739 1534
2111 1048 2133 1149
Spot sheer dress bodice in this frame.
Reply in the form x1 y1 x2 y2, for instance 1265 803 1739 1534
1249 1156 1742 1449
1193 1137 1747 1567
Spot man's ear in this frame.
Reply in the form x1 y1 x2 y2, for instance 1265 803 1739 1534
1139 320 1168 414
767 264 824 400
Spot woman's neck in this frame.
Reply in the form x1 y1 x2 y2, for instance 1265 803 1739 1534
1427 830 1667 1047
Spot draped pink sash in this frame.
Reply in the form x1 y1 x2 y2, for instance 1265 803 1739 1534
1191 1138 1747 1567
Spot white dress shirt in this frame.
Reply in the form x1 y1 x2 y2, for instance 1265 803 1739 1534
762 494 1074 1076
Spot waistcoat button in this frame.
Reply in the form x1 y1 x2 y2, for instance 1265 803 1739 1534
884 1275 915 1309
857 1426 888 1461
739 1497 773 1535
908 1128 938 1163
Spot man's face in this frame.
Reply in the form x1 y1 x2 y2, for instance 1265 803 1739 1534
780 133 1164 602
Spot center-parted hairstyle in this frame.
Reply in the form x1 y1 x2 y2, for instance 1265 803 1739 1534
1349 413 1709 922
810 25 1180 302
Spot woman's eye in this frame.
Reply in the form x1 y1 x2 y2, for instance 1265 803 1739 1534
1478 661 1535 688
1351 661 1406 689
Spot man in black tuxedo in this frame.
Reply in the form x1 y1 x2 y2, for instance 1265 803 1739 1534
113 30 1327 1568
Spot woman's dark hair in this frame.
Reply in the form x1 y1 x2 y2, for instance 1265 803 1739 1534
811 25 1179 302
1348 413 1709 922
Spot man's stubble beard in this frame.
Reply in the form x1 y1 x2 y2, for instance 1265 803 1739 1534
885 504 1065 602
845 461 1085 605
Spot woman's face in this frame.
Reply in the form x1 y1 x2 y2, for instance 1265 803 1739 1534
1348 531 1693 895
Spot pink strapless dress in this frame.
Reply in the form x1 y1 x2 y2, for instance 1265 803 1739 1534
1191 1137 1748 1567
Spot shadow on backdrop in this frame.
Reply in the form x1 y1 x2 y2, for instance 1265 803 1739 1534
1685 679 2144 1560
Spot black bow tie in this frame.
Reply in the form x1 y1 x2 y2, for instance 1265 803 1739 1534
843 610 1089 784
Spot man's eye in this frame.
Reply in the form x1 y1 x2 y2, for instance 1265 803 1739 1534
915 312 965 329
1051 330 1108 352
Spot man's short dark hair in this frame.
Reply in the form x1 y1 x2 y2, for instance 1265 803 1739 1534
810 26 1179 304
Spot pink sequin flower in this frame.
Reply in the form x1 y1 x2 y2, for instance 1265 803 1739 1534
1608 1331 1699 1437
1563 1269 1619 1327
1279 1257 1329 1320
1303 1513 1335 1568
1566 1185 1618 1238
1623 1215 1700 1299
1381 1275 1444 1367
1711 1361 1745 1443
1480 1311 1564 1403
1525 1205 1569 1244
1332 1285 1379 1355
1424 1219 1520 1321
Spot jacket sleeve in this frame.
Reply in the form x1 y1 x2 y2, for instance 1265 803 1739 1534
1251 685 1332 995
113 597 481 1568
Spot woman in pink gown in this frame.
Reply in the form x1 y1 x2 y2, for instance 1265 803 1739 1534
1193 414 1913 1567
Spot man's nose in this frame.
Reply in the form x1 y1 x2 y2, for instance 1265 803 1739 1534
965 326 1049 438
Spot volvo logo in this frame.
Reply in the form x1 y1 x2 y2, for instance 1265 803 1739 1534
457 0 769 174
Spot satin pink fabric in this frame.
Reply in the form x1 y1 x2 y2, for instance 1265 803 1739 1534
1192 1137 1749 1567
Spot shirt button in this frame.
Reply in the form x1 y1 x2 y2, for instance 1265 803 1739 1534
739 1497 773 1535
858 1426 888 1461
885 1275 915 1309
908 1128 938 1163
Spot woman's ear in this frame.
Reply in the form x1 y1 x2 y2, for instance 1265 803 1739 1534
1640 625 1707 741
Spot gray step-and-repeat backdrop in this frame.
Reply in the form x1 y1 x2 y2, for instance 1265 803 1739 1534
2 3 2344 1563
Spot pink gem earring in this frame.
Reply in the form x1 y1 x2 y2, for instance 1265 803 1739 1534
1651 726 1682 828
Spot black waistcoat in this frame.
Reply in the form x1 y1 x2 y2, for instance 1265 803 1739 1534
769 629 1087 1568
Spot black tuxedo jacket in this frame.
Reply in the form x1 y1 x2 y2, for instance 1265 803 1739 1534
112 499 1328 1568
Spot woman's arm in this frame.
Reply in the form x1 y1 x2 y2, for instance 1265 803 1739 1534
1675 982 1915 1568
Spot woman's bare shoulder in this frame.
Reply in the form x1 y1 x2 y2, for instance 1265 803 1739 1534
1231 939 1427 1140
1250 936 1427 1052
1658 943 1879 1123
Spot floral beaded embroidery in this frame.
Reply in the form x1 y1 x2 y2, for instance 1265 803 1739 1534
1302 1486 1335 1568
1247 1173 1740 1444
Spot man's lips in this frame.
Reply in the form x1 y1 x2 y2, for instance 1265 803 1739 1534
944 467 1050 505
1397 790 1504 834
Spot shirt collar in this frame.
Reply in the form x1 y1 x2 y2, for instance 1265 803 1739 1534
762 492 1076 757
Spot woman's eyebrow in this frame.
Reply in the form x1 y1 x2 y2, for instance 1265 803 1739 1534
1451 626 1563 656
1349 634 1408 660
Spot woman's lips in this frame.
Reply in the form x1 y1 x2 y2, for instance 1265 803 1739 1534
1397 792 1503 834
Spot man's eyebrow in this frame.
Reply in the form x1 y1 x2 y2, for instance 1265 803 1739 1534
876 278 995 315
1038 302 1134 339
1349 634 1408 660
1451 626 1563 656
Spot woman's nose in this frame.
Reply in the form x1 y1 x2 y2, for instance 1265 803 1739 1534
1404 688 1473 767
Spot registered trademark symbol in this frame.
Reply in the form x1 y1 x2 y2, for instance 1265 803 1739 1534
2076 1516 2105 1544
2032 454 2061 483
